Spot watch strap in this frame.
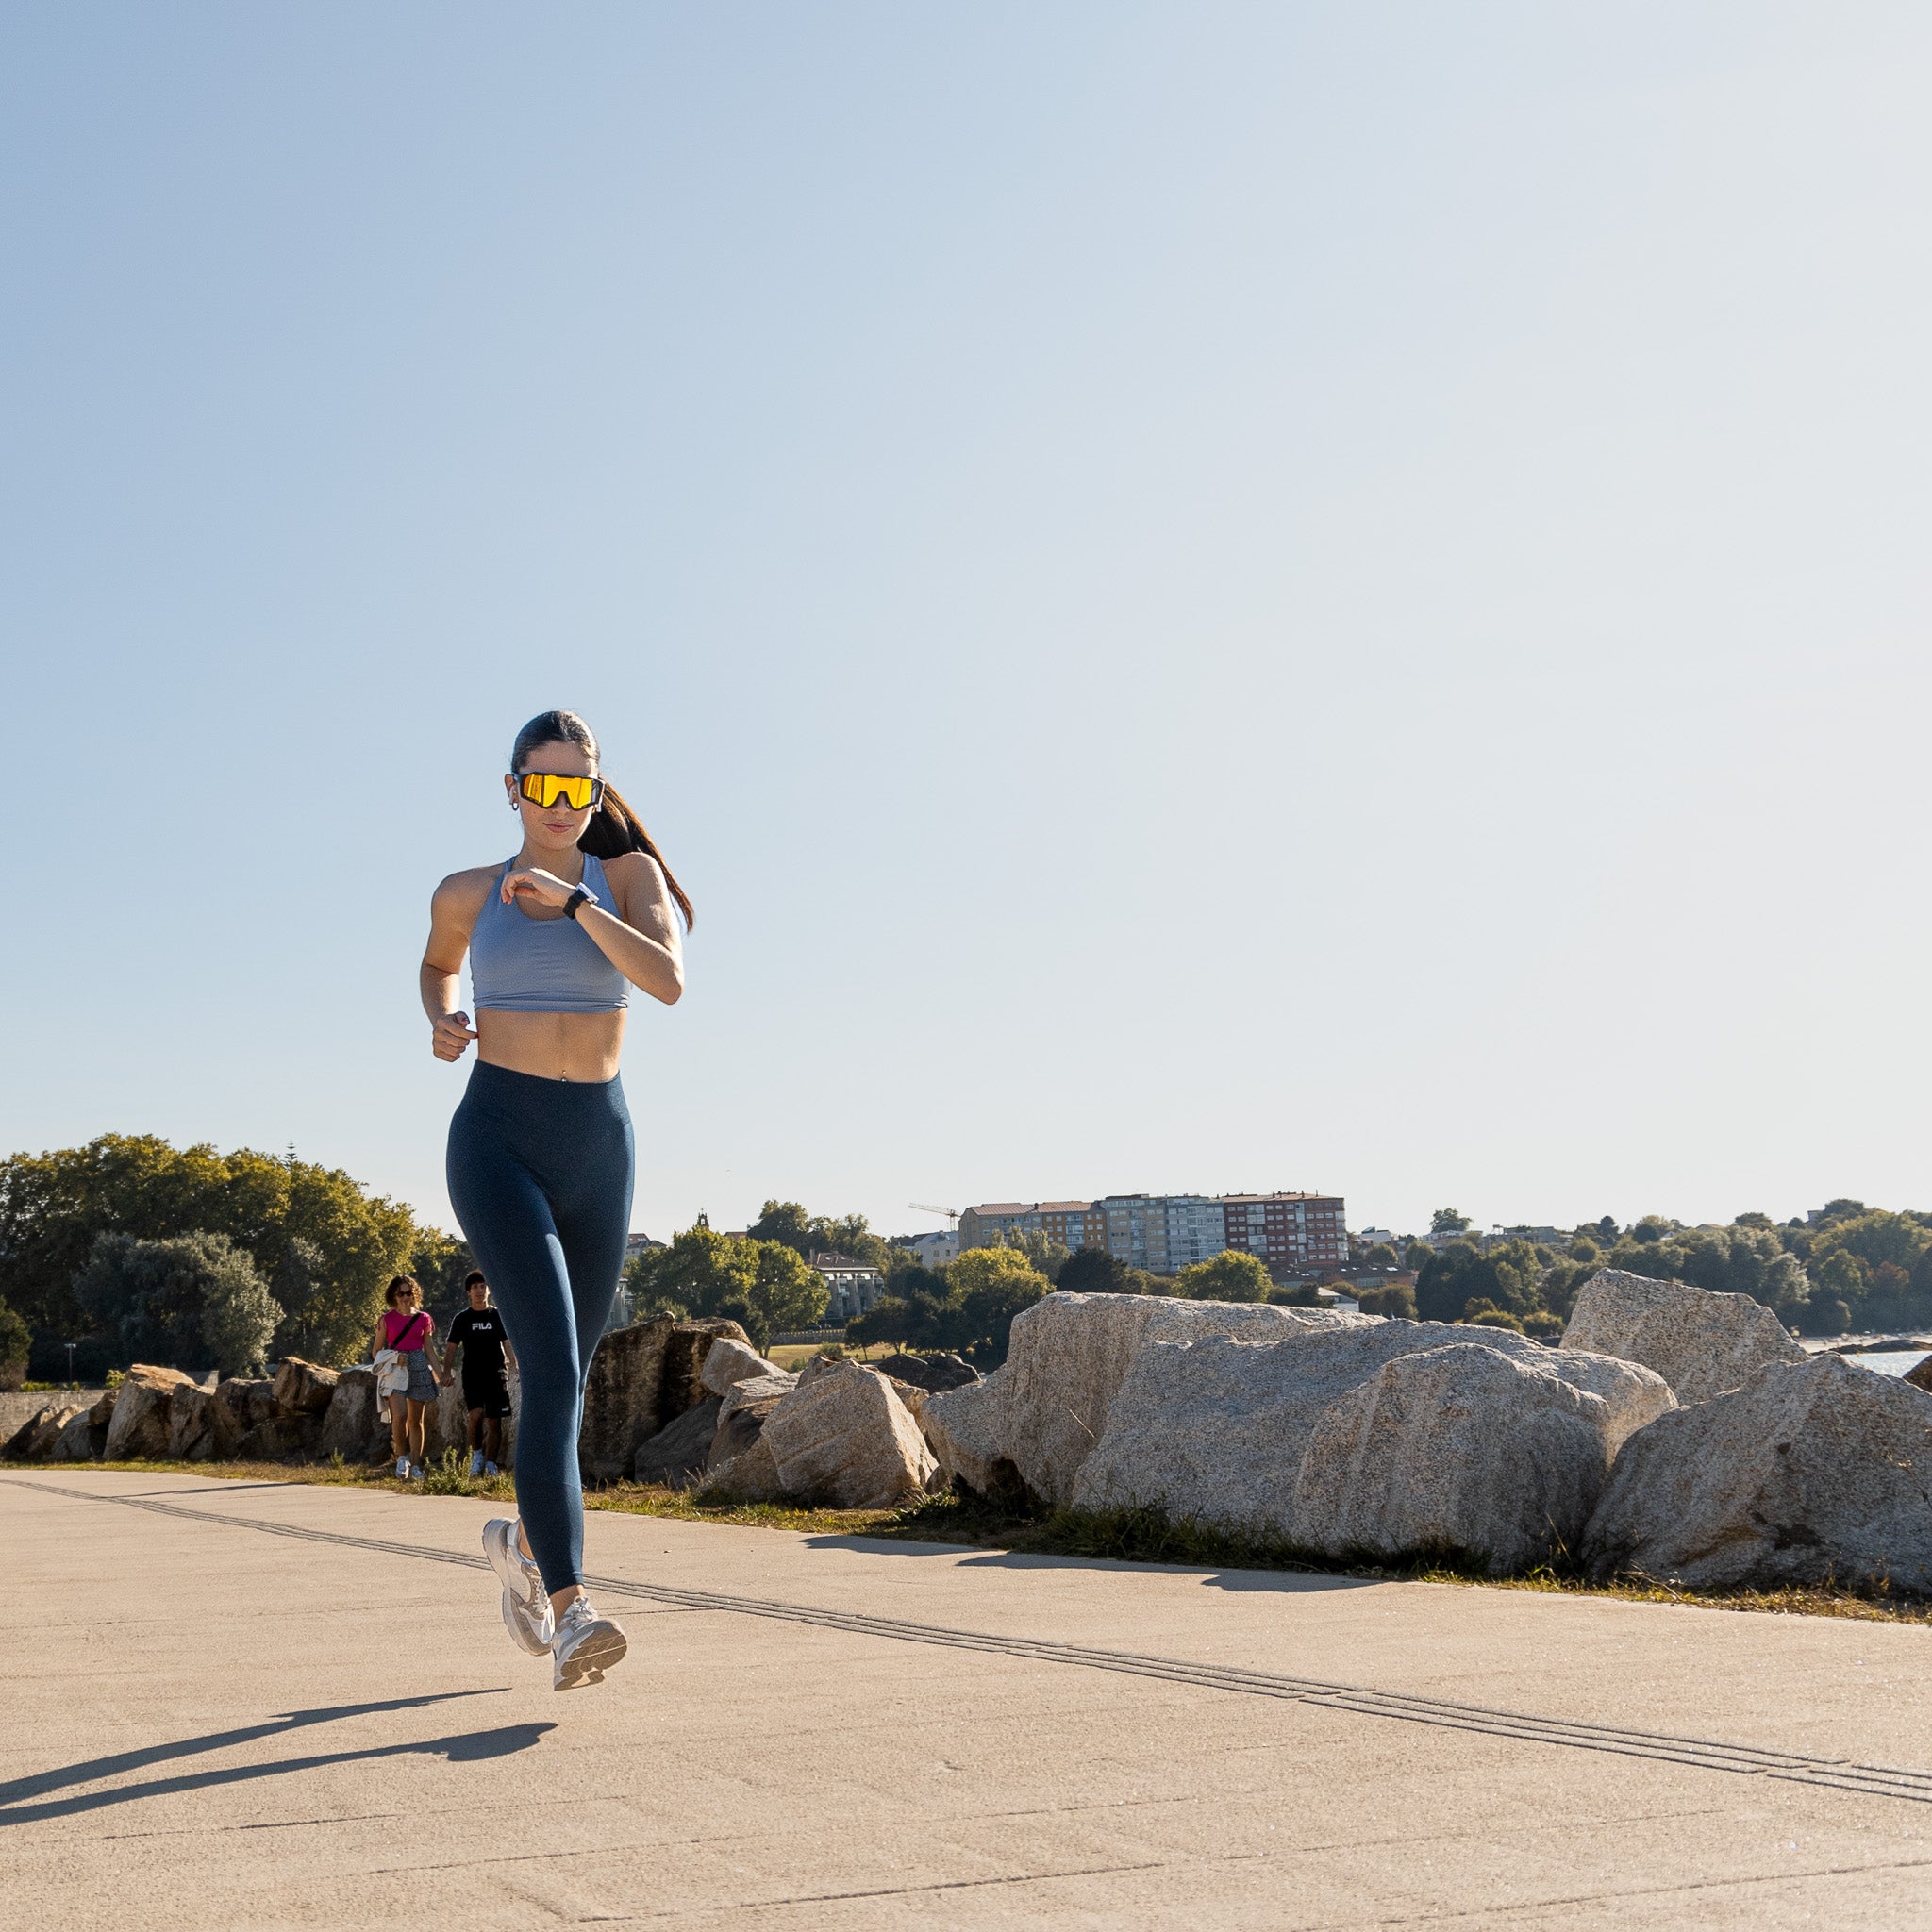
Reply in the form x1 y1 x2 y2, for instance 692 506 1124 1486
564 884 598 922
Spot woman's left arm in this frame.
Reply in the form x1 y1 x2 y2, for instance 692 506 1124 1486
497 854 685 1004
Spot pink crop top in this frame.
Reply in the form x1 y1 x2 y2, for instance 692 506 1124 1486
382 1309 431 1351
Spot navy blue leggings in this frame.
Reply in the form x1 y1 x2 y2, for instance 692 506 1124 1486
446 1060 634 1593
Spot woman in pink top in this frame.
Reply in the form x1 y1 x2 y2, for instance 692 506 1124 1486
375 1275 451 1479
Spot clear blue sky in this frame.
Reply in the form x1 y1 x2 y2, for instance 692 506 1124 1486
4 3 1928 1243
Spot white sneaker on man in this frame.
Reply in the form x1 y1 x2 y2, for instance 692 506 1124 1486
550 1596 627 1691
482 1518 554 1656
469 1449 485 1477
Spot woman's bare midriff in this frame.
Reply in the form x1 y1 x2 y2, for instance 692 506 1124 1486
477 1008 627 1083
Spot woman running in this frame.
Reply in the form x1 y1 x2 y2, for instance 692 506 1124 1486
421 709 691 1690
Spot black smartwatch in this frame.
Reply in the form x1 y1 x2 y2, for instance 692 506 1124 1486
564 883 599 922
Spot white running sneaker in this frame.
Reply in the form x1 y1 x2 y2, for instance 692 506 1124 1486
469 1449 485 1477
551 1596 627 1691
482 1518 553 1657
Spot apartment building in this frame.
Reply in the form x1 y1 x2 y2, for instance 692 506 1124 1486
906 1228 959 1269
1221 1193 1349 1270
958 1201 1107 1252
960 1191 1348 1275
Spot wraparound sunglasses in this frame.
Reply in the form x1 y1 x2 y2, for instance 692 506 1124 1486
515 772 605 811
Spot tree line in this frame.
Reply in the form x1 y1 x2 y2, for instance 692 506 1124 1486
0 1135 464 1381
1402 1200 1932 1337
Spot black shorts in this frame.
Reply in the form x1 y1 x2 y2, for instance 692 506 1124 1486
464 1381 512 1420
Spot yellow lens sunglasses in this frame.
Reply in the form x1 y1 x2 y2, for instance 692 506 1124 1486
515 772 605 811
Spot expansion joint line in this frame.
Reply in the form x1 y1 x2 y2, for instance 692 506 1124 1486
8 1476 1930 1807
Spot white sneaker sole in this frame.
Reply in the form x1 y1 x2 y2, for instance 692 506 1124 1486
553 1623 627 1691
481 1521 552 1657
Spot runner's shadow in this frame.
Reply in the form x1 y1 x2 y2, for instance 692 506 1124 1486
0 1689 539 1824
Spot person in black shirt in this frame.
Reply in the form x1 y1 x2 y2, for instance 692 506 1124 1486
445 1271 518 1476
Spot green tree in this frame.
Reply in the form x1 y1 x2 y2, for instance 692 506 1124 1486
0 1134 423 1367
991 1229 1072 1282
1363 1242 1399 1270
626 1224 827 1351
1057 1246 1142 1295
0 1294 29 1388
1173 1250 1273 1303
73 1230 282 1375
1403 1241 1434 1272
1357 1282 1418 1319
1430 1208 1472 1236
942 1247 1049 1365
1566 1237 1601 1265
1417 1238 1544 1323
748 1199 895 1274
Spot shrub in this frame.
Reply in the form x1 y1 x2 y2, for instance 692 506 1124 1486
1057 1247 1142 1295
1356 1283 1418 1320
73 1230 282 1375
1173 1251 1273 1303
1522 1310 1565 1341
1466 1307 1526 1333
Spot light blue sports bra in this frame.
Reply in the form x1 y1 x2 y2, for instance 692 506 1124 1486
469 854 629 1013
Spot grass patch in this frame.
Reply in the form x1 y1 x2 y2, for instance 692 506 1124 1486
12 1456 1929 1626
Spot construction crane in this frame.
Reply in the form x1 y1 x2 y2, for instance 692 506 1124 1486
909 1202 960 1226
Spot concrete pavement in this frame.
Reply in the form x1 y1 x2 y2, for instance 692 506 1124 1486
5 1468 1930 1928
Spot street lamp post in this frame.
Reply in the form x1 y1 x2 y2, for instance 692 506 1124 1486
64 1342 76 1389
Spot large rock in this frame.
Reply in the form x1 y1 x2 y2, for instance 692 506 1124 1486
699 1338 784 1399
633 1397 722 1488
52 1404 108 1461
1291 1344 1613 1574
697 1434 785 1503
4 1403 80 1461
1904 1355 1932 1394
272 1357 340 1417
924 1292 1372 1506
874 1352 980 1394
218 1378 277 1433
578 1316 750 1484
168 1383 242 1461
235 1415 324 1463
1580 1355 1932 1592
759 1361 936 1507
105 1366 197 1460
1071 1323 1674 1541
708 1371 798 1468
1561 1269 1805 1405
320 1367 389 1463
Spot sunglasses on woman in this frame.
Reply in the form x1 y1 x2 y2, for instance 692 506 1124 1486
516 772 605 811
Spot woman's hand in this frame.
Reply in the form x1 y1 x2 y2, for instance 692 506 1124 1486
501 867 575 910
435 1370 453 1387
432 1010 479 1061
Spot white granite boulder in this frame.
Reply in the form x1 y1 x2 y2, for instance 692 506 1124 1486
1291 1344 1613 1574
758 1361 935 1507
921 1291 1367 1506
699 1338 785 1399
1580 1355 1932 1592
633 1396 722 1488
105 1365 196 1460
708 1370 798 1468
1561 1269 1804 1406
1071 1323 1673 1543
52 1401 108 1461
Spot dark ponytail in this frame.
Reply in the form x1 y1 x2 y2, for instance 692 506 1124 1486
510 709 694 930
579 780 694 930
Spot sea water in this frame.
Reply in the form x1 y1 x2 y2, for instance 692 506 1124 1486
1845 1350 1930 1378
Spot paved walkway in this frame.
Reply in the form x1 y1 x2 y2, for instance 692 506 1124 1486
6 1470 1929 1927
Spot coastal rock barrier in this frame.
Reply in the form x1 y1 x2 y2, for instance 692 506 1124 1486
8 1279 1927 1592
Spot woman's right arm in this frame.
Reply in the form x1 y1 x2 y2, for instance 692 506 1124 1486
422 871 491 1062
